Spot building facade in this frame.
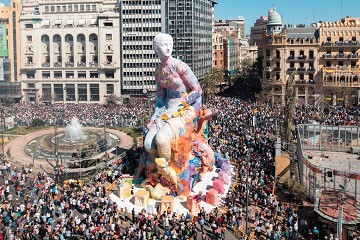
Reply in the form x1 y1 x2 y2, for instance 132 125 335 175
250 16 268 47
316 17 360 106
168 0 215 81
119 0 215 97
0 0 22 103
20 0 121 103
119 0 165 96
261 7 319 105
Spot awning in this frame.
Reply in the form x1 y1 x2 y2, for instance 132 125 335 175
78 19 86 25
55 19 62 25
42 19 50 26
66 19 74 25
90 18 97 25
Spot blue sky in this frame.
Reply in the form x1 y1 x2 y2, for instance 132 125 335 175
215 0 360 35
3 0 360 35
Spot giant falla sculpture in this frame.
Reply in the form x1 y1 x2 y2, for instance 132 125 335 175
137 33 216 200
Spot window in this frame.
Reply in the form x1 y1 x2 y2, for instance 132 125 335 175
45 6 49 13
62 5 66 12
106 84 114 94
106 34 112 40
91 5 96 11
78 84 87 101
86 5 90 11
68 5 72 11
27 35 32 42
25 23 33 29
74 5 78 11
27 56 33 64
42 84 52 101
90 84 99 101
28 83 35 88
51 6 55 12
42 71 50 78
104 21 113 27
65 84 75 101
56 6 60 12
80 5 84 11
54 84 64 101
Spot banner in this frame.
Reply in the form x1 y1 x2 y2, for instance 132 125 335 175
0 24 8 57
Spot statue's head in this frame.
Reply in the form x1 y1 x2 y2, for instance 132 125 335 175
153 33 173 61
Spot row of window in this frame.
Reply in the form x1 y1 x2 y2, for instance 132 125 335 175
122 9 161 14
123 18 161 23
123 80 155 86
40 83 112 101
123 71 153 77
123 62 158 68
123 27 161 32
123 45 153 50
122 1 161 5
123 54 156 59
44 4 97 14
123 36 155 41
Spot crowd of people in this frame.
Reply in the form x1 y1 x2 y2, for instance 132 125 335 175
1 102 153 129
1 97 360 239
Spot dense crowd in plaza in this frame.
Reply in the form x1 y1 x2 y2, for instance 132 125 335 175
1 102 152 129
2 97 360 239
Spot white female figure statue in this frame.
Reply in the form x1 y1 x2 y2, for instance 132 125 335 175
144 33 202 162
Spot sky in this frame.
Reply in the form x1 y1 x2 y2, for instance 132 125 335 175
2 0 360 35
215 0 360 35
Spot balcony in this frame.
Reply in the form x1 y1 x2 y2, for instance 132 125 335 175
322 41 360 47
41 62 50 67
308 67 316 73
297 55 307 60
322 66 360 74
24 62 34 67
348 53 360 59
65 62 74 67
308 56 316 61
77 62 86 67
287 56 295 61
89 62 98 67
295 79 316 85
295 79 306 84
53 62 62 67
336 53 347 59
287 67 296 72
297 67 307 73
265 66 272 72
323 54 335 59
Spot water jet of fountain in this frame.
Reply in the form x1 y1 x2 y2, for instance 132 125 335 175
65 117 84 142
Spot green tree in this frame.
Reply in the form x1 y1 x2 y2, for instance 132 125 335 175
283 73 296 145
31 118 46 127
104 94 122 108
200 67 224 101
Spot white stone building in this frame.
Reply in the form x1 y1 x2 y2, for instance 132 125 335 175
20 0 121 103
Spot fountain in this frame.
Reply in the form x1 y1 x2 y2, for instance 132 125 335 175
24 117 121 169
65 117 84 142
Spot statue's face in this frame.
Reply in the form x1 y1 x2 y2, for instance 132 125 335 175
155 40 173 60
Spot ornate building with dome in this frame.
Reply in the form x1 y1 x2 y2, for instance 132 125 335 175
259 6 360 107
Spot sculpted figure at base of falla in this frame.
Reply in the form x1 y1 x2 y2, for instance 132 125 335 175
137 33 216 199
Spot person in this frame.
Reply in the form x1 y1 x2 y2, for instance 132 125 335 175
144 33 202 162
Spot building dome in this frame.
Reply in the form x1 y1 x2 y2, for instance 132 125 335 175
267 8 282 26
